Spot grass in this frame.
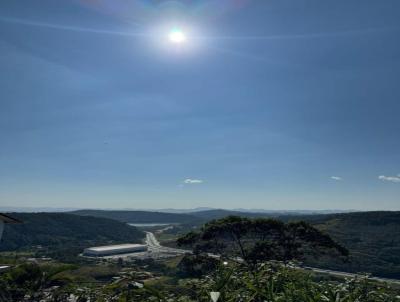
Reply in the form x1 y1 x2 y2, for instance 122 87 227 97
162 255 184 269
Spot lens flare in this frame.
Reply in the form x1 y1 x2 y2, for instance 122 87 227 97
168 28 186 43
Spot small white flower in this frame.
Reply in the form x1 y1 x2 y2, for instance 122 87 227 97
133 282 143 288
210 291 221 302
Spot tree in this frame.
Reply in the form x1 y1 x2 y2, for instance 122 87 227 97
177 254 219 278
0 263 74 301
177 216 348 265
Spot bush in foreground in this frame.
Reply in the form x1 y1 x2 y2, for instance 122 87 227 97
2 261 399 301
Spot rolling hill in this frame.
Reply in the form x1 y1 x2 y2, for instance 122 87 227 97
188 209 280 220
0 212 144 253
71 209 203 224
296 211 400 278
188 209 349 220
167 210 400 278
3 209 399 278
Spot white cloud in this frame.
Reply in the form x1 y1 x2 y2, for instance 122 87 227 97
183 179 204 184
330 176 342 181
378 175 400 183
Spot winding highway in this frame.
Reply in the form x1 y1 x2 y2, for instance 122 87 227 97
145 232 189 255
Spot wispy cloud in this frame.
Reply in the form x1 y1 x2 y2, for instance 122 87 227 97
183 179 204 184
0 16 144 36
378 175 400 183
197 26 400 41
330 176 342 181
3 16 398 43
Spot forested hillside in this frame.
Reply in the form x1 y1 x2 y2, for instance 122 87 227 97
0 213 144 252
2 210 399 278
283 211 400 278
188 209 275 220
171 211 400 278
72 209 202 224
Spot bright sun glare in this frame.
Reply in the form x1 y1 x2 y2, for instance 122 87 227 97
168 28 186 44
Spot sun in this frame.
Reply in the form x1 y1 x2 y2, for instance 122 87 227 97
168 28 186 44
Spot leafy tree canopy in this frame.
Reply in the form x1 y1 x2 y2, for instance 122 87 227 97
177 216 348 265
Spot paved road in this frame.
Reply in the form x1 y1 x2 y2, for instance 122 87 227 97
303 267 400 285
145 232 162 248
145 232 189 255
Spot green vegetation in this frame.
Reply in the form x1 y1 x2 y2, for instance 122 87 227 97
176 262 400 302
1 259 399 301
71 209 202 224
3 210 399 278
0 213 144 261
284 211 400 279
1 211 400 301
184 210 400 279
0 262 76 301
188 209 281 220
177 216 348 265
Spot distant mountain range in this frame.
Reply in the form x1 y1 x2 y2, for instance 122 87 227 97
151 208 354 215
0 207 357 225
69 208 355 224
0 206 82 212
0 206 353 215
187 209 354 220
71 209 203 224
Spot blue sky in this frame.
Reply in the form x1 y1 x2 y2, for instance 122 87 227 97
0 0 399 210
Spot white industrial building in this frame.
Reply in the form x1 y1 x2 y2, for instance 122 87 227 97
83 243 147 257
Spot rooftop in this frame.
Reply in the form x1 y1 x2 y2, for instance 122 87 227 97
86 244 146 252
